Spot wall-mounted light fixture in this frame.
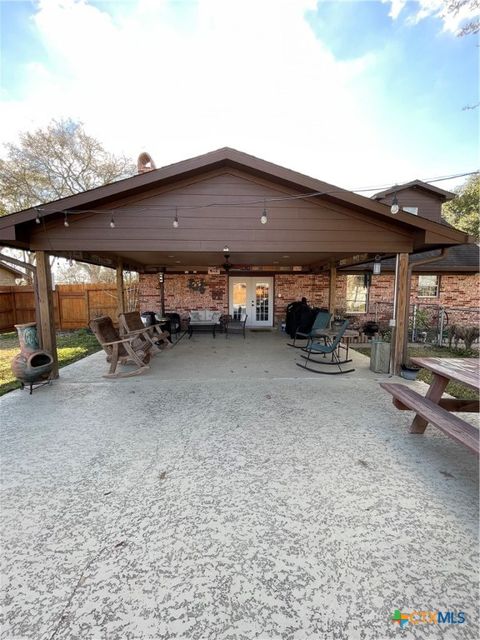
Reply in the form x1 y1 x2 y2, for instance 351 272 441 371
222 245 232 271
373 255 382 275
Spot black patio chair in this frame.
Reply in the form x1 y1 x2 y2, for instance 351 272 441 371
296 319 355 375
225 313 248 338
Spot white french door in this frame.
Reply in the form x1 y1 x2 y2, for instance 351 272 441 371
229 277 274 328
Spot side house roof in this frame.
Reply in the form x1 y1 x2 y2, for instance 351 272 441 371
372 179 456 202
342 244 479 273
0 260 26 278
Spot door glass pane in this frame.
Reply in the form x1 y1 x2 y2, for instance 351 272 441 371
233 283 247 320
255 282 269 322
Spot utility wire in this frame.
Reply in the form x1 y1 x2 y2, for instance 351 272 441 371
35 170 478 216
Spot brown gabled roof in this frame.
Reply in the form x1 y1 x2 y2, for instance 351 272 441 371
372 179 455 202
1 146 393 221
0 147 471 250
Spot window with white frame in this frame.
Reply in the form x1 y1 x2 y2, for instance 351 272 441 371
418 274 439 298
345 274 368 313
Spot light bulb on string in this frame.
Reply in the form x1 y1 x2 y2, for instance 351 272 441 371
64 212 69 227
35 209 41 224
390 193 399 215
173 209 179 228
260 200 268 224
110 212 116 228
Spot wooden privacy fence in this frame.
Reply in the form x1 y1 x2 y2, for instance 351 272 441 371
0 284 129 332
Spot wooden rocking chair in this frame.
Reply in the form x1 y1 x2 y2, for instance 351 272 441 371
118 311 171 355
89 315 151 378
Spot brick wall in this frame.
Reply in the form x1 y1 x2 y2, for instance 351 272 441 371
274 274 330 324
139 274 228 319
139 272 479 326
342 272 480 327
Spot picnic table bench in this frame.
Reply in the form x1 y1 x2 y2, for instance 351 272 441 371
380 357 479 457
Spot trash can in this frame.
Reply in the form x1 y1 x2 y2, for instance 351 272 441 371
370 340 390 373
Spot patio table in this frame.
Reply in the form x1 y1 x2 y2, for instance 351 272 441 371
188 322 218 338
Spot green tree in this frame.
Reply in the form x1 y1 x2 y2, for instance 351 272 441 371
0 119 135 214
442 174 480 240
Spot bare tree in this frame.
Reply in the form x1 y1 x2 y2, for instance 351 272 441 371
0 119 135 214
445 0 480 35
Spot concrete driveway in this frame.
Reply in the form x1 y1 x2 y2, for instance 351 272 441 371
1 331 478 639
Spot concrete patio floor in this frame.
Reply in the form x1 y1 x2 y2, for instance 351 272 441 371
1 331 478 640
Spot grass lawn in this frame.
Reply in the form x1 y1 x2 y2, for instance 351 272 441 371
354 343 479 400
0 329 101 397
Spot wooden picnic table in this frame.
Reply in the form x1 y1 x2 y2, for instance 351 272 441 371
380 357 479 456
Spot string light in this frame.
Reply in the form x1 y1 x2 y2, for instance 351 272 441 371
260 200 268 224
110 212 116 228
390 193 399 215
32 169 477 221
64 212 69 227
223 245 230 252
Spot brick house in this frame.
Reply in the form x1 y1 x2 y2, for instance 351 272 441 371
138 171 478 331
0 147 475 372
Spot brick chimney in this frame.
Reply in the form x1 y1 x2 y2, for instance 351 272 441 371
137 152 156 174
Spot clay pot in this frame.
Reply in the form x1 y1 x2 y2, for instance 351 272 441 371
11 323 54 385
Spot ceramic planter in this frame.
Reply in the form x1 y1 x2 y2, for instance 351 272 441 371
11 323 54 386
400 364 420 380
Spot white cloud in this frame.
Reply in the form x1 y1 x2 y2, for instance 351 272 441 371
382 0 408 20
0 0 474 192
384 0 479 33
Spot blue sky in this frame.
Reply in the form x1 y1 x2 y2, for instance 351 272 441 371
0 0 478 193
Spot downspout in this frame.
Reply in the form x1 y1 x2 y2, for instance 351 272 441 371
401 248 448 365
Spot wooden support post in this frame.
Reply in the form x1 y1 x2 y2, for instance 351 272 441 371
328 263 337 320
159 271 165 316
392 253 410 376
402 268 413 366
116 261 125 318
35 251 59 378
